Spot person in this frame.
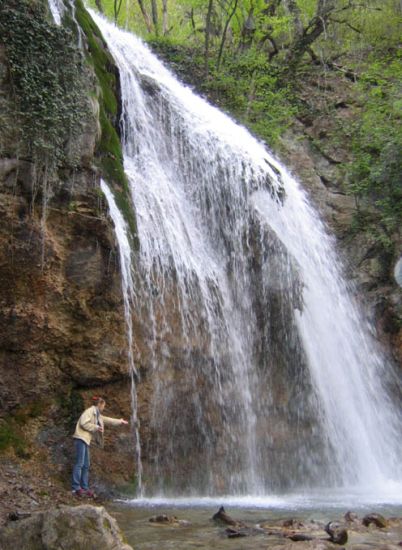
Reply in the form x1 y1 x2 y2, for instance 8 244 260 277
72 396 128 497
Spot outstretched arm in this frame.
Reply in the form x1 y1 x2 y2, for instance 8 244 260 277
102 415 128 426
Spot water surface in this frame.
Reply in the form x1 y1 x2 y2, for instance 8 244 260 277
108 491 402 549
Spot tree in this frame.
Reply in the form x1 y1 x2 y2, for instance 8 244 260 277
151 0 159 35
114 0 123 22
137 0 153 33
284 0 355 74
162 0 169 34
216 0 239 69
204 0 214 75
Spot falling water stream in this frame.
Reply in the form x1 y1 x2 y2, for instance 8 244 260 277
49 1 402 505
100 181 142 492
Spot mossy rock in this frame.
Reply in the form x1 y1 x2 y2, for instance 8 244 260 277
75 0 138 247
0 0 89 166
0 417 29 458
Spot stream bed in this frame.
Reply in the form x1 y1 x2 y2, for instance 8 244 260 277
107 492 402 549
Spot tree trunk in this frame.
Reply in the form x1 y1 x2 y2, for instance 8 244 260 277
283 0 303 38
151 0 159 35
114 0 123 22
204 0 214 76
263 0 282 17
95 0 104 13
137 0 153 33
216 0 238 70
162 0 168 35
285 0 337 73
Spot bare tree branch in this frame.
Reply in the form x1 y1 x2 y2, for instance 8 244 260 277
285 0 339 73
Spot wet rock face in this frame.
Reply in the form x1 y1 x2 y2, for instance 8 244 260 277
0 176 129 405
0 30 135 497
0 169 136 490
0 505 133 550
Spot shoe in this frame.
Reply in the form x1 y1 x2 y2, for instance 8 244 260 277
73 488 86 497
84 489 95 498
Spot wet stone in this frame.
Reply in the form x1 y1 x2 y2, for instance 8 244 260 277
362 513 388 528
325 521 348 545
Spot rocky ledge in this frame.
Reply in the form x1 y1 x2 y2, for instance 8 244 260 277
0 504 133 550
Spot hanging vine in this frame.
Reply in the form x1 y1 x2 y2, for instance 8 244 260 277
0 0 89 172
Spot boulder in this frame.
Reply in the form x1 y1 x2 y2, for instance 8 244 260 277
362 513 388 529
344 511 359 523
212 506 245 528
325 521 348 544
0 505 133 550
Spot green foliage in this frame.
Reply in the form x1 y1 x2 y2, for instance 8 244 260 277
224 51 298 144
0 0 88 167
347 54 402 249
150 39 297 145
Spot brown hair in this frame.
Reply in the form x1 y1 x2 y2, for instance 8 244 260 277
92 396 105 406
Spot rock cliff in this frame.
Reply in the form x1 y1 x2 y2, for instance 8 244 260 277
0 1 135 520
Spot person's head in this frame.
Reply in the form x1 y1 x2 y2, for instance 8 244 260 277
92 396 106 412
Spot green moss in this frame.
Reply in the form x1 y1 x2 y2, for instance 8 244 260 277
115 473 141 497
103 518 112 531
75 0 138 246
0 0 88 167
58 388 84 431
75 0 118 116
113 189 139 249
0 419 28 458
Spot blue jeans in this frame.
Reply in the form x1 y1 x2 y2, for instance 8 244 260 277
72 438 90 491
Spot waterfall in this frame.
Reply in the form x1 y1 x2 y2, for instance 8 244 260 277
48 0 65 24
91 10 402 497
48 0 84 48
91 9 401 496
100 181 143 494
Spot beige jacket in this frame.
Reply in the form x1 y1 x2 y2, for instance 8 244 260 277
73 406 123 447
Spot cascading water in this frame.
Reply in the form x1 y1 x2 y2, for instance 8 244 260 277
100 180 143 493
48 0 65 24
53 0 402 498
92 9 402 497
49 0 84 48
90 10 402 497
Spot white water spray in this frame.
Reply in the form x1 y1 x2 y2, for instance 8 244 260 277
91 9 401 497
